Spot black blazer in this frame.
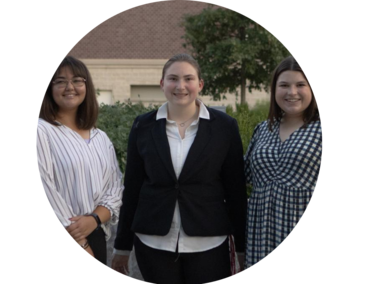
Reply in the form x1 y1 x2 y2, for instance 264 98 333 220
114 107 247 252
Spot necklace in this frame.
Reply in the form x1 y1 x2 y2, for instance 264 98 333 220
179 117 193 127
170 105 199 127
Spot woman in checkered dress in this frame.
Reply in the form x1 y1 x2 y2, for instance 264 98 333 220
244 56 321 268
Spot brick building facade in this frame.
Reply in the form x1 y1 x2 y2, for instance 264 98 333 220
68 1 269 107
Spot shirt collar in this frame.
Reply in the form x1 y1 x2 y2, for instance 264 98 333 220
54 120 98 138
156 100 210 121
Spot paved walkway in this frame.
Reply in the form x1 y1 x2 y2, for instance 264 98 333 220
106 224 117 267
105 225 143 280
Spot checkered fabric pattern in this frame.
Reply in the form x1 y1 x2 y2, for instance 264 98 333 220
244 120 322 268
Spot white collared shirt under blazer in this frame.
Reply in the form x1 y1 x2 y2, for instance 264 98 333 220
37 118 124 240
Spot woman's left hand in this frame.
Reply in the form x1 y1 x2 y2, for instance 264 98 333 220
237 254 245 272
66 215 97 242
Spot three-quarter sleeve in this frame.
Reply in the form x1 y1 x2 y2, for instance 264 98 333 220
37 126 74 227
244 122 262 185
97 139 124 225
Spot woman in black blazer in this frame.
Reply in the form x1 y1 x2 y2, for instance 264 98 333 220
112 54 247 284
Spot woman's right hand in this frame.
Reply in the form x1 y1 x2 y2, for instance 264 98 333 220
84 244 95 257
78 239 94 257
111 254 129 275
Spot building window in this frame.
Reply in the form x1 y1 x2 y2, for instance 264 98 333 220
97 90 113 105
131 85 165 102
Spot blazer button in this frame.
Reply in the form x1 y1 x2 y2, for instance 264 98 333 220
175 183 179 189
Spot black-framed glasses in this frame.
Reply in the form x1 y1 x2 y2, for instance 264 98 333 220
52 78 86 89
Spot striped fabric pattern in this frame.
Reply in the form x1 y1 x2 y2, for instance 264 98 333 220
244 120 322 267
37 118 124 240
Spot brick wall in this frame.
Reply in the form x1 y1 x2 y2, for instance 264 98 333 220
69 1 215 59
71 1 270 107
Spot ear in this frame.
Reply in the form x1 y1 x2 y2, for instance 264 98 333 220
160 79 164 90
198 79 204 92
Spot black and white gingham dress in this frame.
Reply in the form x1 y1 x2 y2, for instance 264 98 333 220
244 120 322 267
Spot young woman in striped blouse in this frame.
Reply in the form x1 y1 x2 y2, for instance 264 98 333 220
37 56 124 264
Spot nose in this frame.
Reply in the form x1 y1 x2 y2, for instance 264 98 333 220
176 79 185 90
65 80 74 90
288 84 297 95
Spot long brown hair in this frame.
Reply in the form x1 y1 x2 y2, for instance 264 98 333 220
39 56 98 129
268 56 319 130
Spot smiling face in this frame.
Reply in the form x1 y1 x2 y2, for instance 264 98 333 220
160 61 204 108
52 66 86 114
275 70 312 119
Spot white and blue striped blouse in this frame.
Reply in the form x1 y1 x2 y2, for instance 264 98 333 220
37 118 124 240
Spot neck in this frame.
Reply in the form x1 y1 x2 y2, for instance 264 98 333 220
281 113 304 126
56 109 78 129
167 101 198 122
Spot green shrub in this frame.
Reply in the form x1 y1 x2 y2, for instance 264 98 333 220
227 101 269 197
97 101 158 173
226 101 270 153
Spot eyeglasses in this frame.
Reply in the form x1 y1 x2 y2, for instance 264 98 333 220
52 78 86 89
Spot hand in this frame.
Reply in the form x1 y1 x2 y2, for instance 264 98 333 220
78 239 95 257
66 215 97 242
85 244 95 257
111 254 129 275
237 253 245 272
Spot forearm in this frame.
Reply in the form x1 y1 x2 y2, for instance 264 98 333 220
67 206 111 241
93 205 111 225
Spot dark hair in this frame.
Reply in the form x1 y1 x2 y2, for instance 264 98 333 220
161 53 202 80
39 56 98 129
267 56 319 130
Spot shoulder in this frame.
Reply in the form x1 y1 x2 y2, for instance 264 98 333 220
132 109 159 129
38 118 51 128
37 119 59 147
207 107 236 126
249 120 273 142
207 107 233 120
207 108 239 138
254 120 269 134
135 109 158 123
304 120 321 132
94 128 109 139
256 120 268 129
92 128 115 149
38 118 56 135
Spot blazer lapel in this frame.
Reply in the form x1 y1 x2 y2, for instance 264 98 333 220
179 118 212 180
152 119 177 181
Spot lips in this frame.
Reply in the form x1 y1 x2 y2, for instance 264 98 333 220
285 98 300 102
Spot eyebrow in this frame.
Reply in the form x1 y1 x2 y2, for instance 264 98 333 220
278 80 307 84
55 75 82 79
167 74 196 77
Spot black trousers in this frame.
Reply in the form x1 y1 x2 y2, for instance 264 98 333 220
87 228 107 264
134 236 231 284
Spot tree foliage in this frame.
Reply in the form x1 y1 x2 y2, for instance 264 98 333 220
182 6 290 103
